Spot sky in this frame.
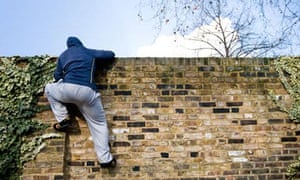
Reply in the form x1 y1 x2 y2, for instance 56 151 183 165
0 0 158 57
0 0 298 57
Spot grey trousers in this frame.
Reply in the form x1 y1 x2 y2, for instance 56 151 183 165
45 81 113 163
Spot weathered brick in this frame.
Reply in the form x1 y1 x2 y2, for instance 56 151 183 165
142 128 159 133
113 116 130 121
113 141 130 147
160 152 169 158
128 134 145 140
213 108 230 113
199 102 216 107
198 66 215 72
114 90 132 96
127 122 146 127
132 166 140 172
268 119 284 124
142 103 159 108
240 120 257 125
25 57 294 180
171 90 188 95
228 139 244 144
281 137 297 142
226 102 243 106
143 115 159 120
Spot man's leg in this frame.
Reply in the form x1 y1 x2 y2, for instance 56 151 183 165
45 83 69 122
78 92 113 164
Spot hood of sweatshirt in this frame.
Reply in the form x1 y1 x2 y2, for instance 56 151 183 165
66 36 83 48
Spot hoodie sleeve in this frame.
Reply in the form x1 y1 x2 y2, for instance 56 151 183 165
53 58 64 82
87 49 115 60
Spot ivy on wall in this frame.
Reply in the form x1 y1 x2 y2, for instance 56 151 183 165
270 56 300 179
274 57 300 123
0 56 57 179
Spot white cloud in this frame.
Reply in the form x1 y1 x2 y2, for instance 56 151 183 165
137 18 237 57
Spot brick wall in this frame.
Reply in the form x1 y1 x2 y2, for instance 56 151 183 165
23 58 300 180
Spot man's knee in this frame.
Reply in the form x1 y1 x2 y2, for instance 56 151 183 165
44 83 54 97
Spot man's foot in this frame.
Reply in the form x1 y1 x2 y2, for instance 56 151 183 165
53 119 72 132
100 158 117 168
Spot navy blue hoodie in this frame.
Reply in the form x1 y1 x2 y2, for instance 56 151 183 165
54 36 115 90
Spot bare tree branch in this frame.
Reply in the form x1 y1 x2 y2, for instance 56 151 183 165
138 0 300 57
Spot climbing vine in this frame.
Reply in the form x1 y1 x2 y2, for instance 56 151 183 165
0 56 57 179
270 56 300 179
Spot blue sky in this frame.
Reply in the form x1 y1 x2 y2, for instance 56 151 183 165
1 1 298 57
0 0 157 57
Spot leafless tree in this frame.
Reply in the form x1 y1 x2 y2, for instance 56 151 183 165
138 0 300 57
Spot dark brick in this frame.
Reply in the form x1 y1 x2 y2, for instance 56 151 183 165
181 178 198 180
113 116 130 121
54 175 64 180
161 152 169 158
176 109 184 113
281 137 297 142
114 91 132 96
258 175 266 180
296 131 300 136
269 107 281 112
267 72 279 77
240 120 257 125
232 120 238 124
113 141 130 147
132 166 140 171
240 72 256 77
285 144 300 148
242 163 254 168
176 84 184 89
142 128 159 133
268 119 284 124
190 152 199 157
171 90 188 95
92 167 100 172
223 170 239 175
127 122 145 127
97 85 108 89
213 108 230 113
185 84 196 89
278 156 294 161
228 139 244 144
226 102 243 106
162 90 170 95
157 84 175 89
158 97 174 102
250 157 267 162
143 115 159 120
252 168 269 174
257 72 266 77
267 175 284 180
109 85 118 89
185 96 201 101
226 66 244 72
86 161 95 166
231 108 239 113
199 102 216 107
198 66 215 71
128 134 145 140
142 103 159 108
68 161 84 166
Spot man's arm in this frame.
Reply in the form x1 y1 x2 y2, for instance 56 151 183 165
88 49 115 59
53 59 63 82
88 49 116 72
